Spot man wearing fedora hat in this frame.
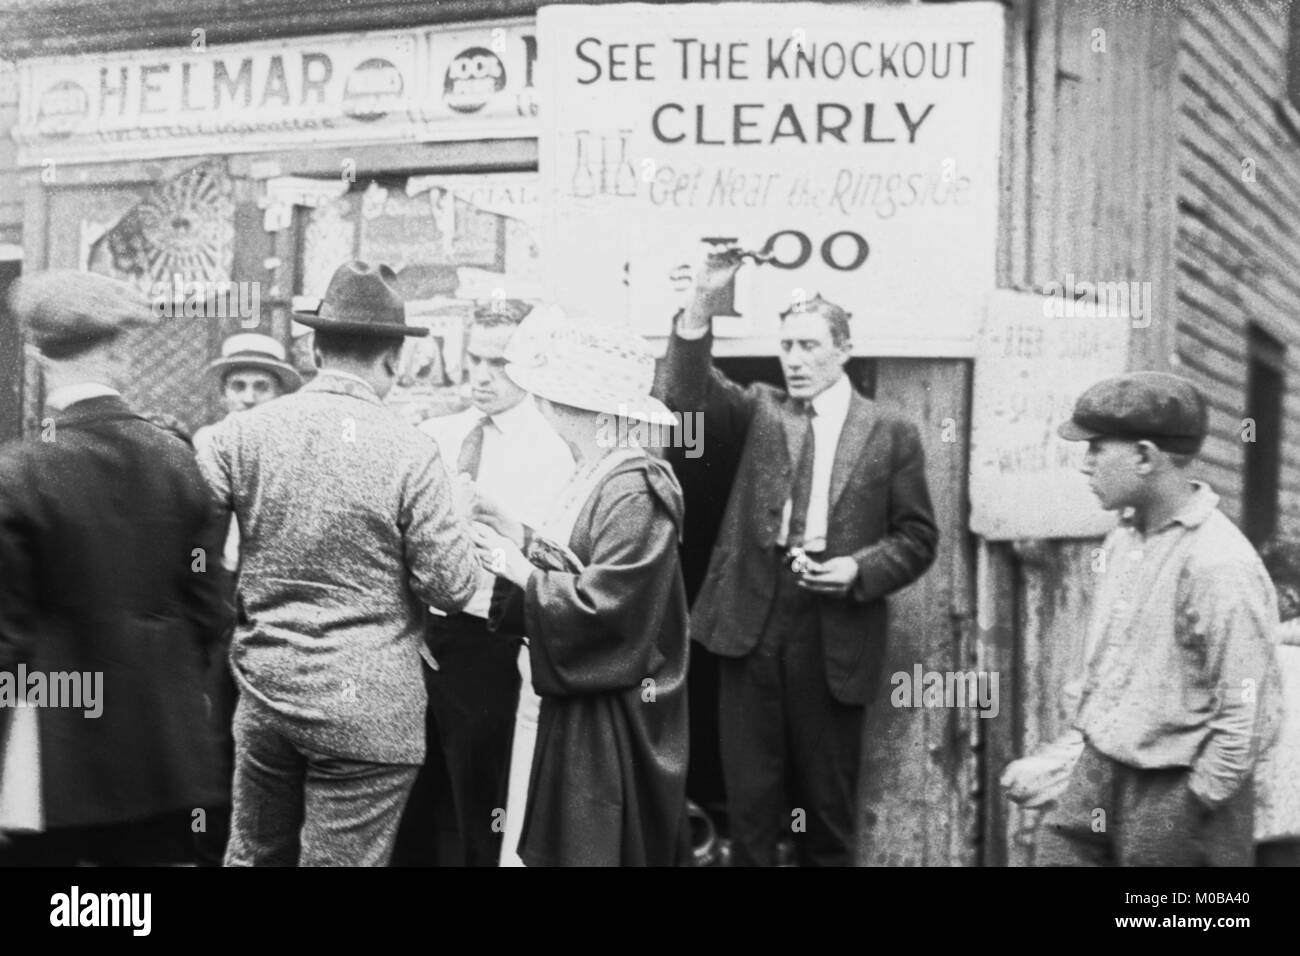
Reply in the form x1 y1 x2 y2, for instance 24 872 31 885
0 270 230 865
653 245 939 867
472 313 690 866
195 260 479 866
1005 371 1282 866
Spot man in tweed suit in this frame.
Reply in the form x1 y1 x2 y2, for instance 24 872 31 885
196 262 478 866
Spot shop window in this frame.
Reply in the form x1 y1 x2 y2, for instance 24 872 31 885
1243 325 1285 545
298 173 540 427
49 161 235 434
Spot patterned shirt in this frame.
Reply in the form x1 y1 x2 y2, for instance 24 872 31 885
1074 481 1282 806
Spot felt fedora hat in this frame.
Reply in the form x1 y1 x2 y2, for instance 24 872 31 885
206 333 303 391
293 261 428 338
504 311 676 426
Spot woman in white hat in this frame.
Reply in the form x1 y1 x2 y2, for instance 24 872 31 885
473 312 690 867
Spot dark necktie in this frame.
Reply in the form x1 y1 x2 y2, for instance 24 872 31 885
786 403 817 548
457 415 492 479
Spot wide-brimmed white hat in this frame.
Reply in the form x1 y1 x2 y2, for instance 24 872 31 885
206 332 303 391
504 309 676 426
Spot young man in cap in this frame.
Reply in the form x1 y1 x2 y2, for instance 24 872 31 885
0 270 229 864
194 261 479 866
394 300 573 867
653 245 938 866
1004 370 1282 866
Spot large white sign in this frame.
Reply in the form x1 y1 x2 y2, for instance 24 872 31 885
970 290 1130 540
14 20 538 165
539 2 1004 355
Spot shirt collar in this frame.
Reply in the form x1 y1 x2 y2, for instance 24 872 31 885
809 374 852 419
485 394 538 433
303 369 382 405
46 383 121 411
1118 481 1220 534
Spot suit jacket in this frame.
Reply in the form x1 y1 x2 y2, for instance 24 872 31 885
194 371 477 764
493 454 691 866
654 330 939 705
0 395 229 829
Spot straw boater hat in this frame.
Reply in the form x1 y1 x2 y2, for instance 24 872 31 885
504 308 676 426
292 260 428 338
206 333 303 391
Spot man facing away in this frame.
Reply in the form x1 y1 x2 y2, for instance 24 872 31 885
394 301 573 866
1004 371 1282 866
653 245 939 866
0 270 229 865
195 261 478 866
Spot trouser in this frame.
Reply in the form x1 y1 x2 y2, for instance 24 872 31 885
194 631 238 867
224 697 419 867
718 554 864 867
3 810 195 866
408 613 519 867
391 666 458 867
1036 741 1255 867
501 643 542 867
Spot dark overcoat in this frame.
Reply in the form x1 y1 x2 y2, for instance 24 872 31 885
496 454 690 866
0 395 228 828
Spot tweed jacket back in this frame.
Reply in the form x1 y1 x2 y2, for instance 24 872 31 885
195 371 478 763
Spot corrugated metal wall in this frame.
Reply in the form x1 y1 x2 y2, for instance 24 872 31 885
1173 0 1300 527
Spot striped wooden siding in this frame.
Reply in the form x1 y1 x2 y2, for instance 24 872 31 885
1174 0 1300 526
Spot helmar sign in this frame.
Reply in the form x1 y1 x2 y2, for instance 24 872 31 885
13 19 539 165
539 2 1005 357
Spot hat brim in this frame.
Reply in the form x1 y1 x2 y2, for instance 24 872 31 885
206 355 304 391
1057 419 1102 442
507 364 678 427
292 313 429 338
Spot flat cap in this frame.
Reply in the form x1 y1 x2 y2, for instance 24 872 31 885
8 270 154 359
1057 370 1208 454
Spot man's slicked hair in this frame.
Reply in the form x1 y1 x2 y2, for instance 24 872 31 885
471 298 532 332
780 293 852 348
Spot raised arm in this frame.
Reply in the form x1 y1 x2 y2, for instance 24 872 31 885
653 246 762 443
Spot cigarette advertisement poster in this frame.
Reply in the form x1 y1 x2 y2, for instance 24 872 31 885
538 2 1005 355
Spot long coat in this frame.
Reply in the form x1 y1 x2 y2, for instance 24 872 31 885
654 330 939 705
0 395 229 829
495 454 690 866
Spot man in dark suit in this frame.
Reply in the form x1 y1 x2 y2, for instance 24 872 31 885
0 270 229 865
654 246 939 866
